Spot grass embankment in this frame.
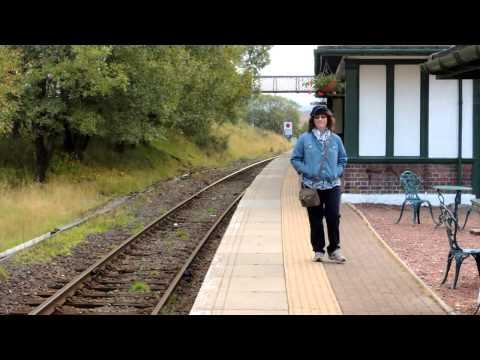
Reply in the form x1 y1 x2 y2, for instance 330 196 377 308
11 206 143 264
0 121 291 255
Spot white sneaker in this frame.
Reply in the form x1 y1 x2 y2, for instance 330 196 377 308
312 252 325 262
329 249 347 264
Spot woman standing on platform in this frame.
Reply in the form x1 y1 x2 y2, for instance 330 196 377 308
290 105 348 263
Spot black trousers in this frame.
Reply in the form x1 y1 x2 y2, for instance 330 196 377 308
306 186 341 255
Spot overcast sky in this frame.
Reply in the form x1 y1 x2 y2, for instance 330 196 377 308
260 45 318 110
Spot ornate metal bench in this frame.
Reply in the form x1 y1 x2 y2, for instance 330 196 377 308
396 170 438 225
437 191 480 290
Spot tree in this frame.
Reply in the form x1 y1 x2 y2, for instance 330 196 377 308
94 45 189 151
2 45 130 181
0 47 23 136
1 45 193 181
246 94 301 136
0 45 273 182
241 46 273 76
173 46 253 146
239 45 273 92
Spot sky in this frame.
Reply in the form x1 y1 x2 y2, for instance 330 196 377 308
260 45 318 110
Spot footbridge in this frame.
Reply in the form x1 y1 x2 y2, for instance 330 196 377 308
255 76 315 93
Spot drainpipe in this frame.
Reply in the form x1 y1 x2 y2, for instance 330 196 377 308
475 80 480 198
457 79 463 185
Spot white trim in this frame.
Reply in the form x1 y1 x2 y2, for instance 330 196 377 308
462 80 473 159
345 56 429 60
394 65 421 156
342 193 475 206
359 65 386 156
428 75 458 158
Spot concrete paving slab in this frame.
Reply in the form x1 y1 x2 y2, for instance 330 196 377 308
233 253 284 265
231 264 285 278
223 291 288 311
227 277 286 292
191 152 448 316
212 310 289 315
237 199 281 209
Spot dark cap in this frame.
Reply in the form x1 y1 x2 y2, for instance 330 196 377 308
310 105 332 117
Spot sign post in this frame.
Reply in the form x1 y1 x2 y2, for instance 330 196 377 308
283 121 293 139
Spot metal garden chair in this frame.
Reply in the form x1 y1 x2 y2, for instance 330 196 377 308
437 191 480 289
460 198 480 231
396 170 438 225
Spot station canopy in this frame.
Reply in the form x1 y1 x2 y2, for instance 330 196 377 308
314 45 450 80
421 45 480 79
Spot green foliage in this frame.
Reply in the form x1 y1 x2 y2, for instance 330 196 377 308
246 94 301 136
129 281 151 293
12 207 135 264
191 131 229 154
304 74 345 95
0 45 274 183
0 266 9 281
241 46 273 76
96 46 188 145
0 137 34 187
240 45 273 91
0 47 23 135
0 122 290 253
175 229 189 241
5 45 130 139
173 46 254 141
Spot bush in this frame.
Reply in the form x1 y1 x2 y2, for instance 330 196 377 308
192 132 229 154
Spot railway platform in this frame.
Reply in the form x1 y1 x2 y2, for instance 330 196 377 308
190 153 453 315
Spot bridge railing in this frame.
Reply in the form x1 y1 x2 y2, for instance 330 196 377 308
255 76 315 93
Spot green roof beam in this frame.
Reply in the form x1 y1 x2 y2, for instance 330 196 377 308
315 46 449 57
422 45 480 75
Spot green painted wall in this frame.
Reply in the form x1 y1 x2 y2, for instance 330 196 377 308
473 79 480 197
386 64 395 157
344 60 359 158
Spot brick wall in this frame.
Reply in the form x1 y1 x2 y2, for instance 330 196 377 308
342 163 472 193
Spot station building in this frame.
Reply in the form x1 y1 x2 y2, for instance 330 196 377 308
314 45 480 201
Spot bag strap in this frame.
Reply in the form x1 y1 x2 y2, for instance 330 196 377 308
300 175 305 189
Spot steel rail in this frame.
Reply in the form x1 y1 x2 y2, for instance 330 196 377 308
150 190 245 315
29 156 277 315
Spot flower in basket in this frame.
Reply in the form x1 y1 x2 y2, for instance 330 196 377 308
310 74 345 97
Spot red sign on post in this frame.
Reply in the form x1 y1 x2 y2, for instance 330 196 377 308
284 122 293 137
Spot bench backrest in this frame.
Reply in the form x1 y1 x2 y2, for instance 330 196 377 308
399 170 422 201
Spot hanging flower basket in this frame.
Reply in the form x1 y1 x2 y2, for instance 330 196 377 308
320 79 337 93
304 74 344 97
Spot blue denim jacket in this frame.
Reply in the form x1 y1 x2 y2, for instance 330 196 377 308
290 131 348 186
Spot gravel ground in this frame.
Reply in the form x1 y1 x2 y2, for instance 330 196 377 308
355 203 480 315
158 203 236 315
0 157 273 315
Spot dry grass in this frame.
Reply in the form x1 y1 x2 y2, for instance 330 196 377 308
0 121 291 253
0 181 104 252
216 122 291 162
11 206 138 264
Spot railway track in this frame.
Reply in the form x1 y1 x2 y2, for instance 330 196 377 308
27 156 277 315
